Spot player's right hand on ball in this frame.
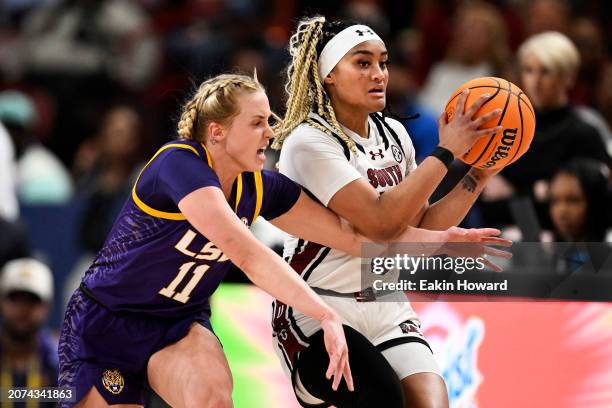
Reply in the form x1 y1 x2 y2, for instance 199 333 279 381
320 311 354 392
437 89 502 158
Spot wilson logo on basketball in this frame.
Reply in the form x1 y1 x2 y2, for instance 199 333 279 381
482 128 517 169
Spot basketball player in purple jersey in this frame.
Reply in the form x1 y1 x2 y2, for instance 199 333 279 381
58 74 358 408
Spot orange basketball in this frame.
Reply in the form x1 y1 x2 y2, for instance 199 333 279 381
444 77 536 170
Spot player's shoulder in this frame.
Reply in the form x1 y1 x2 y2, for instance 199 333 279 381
288 122 336 143
260 169 302 195
373 115 412 147
158 139 203 156
151 139 209 167
282 121 345 154
378 115 409 137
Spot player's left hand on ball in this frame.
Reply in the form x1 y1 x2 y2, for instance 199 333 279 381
320 311 354 392
441 227 513 272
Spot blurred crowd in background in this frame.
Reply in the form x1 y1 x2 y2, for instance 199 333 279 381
0 0 612 395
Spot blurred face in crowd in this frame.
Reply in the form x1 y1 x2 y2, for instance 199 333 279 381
571 18 605 70
520 52 570 110
453 9 493 64
324 40 389 115
217 90 273 172
1 291 49 342
100 107 141 161
527 0 569 35
549 172 588 241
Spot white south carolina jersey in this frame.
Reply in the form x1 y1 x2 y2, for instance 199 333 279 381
279 112 417 293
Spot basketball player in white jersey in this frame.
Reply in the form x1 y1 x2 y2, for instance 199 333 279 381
270 16 504 408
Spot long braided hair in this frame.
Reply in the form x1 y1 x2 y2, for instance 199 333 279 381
177 74 264 142
271 17 359 153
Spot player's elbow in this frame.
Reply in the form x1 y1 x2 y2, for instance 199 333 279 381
357 219 403 242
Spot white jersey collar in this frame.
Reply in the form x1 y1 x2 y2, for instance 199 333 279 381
307 112 380 147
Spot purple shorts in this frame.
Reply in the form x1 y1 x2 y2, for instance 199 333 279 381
58 288 213 407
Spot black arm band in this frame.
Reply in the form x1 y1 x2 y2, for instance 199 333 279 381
429 146 454 169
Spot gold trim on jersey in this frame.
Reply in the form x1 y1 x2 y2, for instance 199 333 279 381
253 171 263 222
201 143 213 167
132 142 262 223
235 174 243 212
132 143 201 220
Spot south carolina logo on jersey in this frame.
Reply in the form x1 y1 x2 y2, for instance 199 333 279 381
102 369 124 394
392 145 403 163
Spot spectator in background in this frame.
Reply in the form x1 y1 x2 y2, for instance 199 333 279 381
385 48 439 163
0 120 29 269
0 91 73 205
570 16 609 107
549 159 610 243
568 17 612 149
525 0 570 36
0 216 30 269
0 121 18 222
14 0 159 166
418 1 510 115
548 159 611 274
0 258 58 405
19 0 159 90
73 105 145 253
481 32 611 230
597 63 612 146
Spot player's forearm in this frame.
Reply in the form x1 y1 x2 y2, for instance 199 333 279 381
271 192 364 257
239 244 334 322
376 156 448 231
419 168 491 230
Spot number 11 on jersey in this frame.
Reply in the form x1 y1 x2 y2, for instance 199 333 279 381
159 262 210 303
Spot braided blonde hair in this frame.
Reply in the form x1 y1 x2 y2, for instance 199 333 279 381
271 16 357 153
177 74 264 142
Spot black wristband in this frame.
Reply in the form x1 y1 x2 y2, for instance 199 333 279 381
429 146 454 169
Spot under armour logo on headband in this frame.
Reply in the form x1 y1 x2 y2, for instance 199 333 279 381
318 24 384 82
355 29 374 36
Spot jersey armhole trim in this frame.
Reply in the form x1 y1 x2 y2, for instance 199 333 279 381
235 174 243 213
252 171 263 222
131 143 201 220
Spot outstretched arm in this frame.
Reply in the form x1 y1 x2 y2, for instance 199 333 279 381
270 189 511 269
269 191 363 255
179 186 353 391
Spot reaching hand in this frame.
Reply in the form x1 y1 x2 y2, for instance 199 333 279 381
440 226 513 272
438 89 502 158
319 312 354 392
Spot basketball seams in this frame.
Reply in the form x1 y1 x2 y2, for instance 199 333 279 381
468 80 512 166
517 91 535 117
508 95 525 164
445 82 502 110
447 85 531 108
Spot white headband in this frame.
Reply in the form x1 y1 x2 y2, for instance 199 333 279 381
318 25 384 83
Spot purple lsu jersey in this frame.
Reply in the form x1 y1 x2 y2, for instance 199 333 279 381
81 140 301 318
